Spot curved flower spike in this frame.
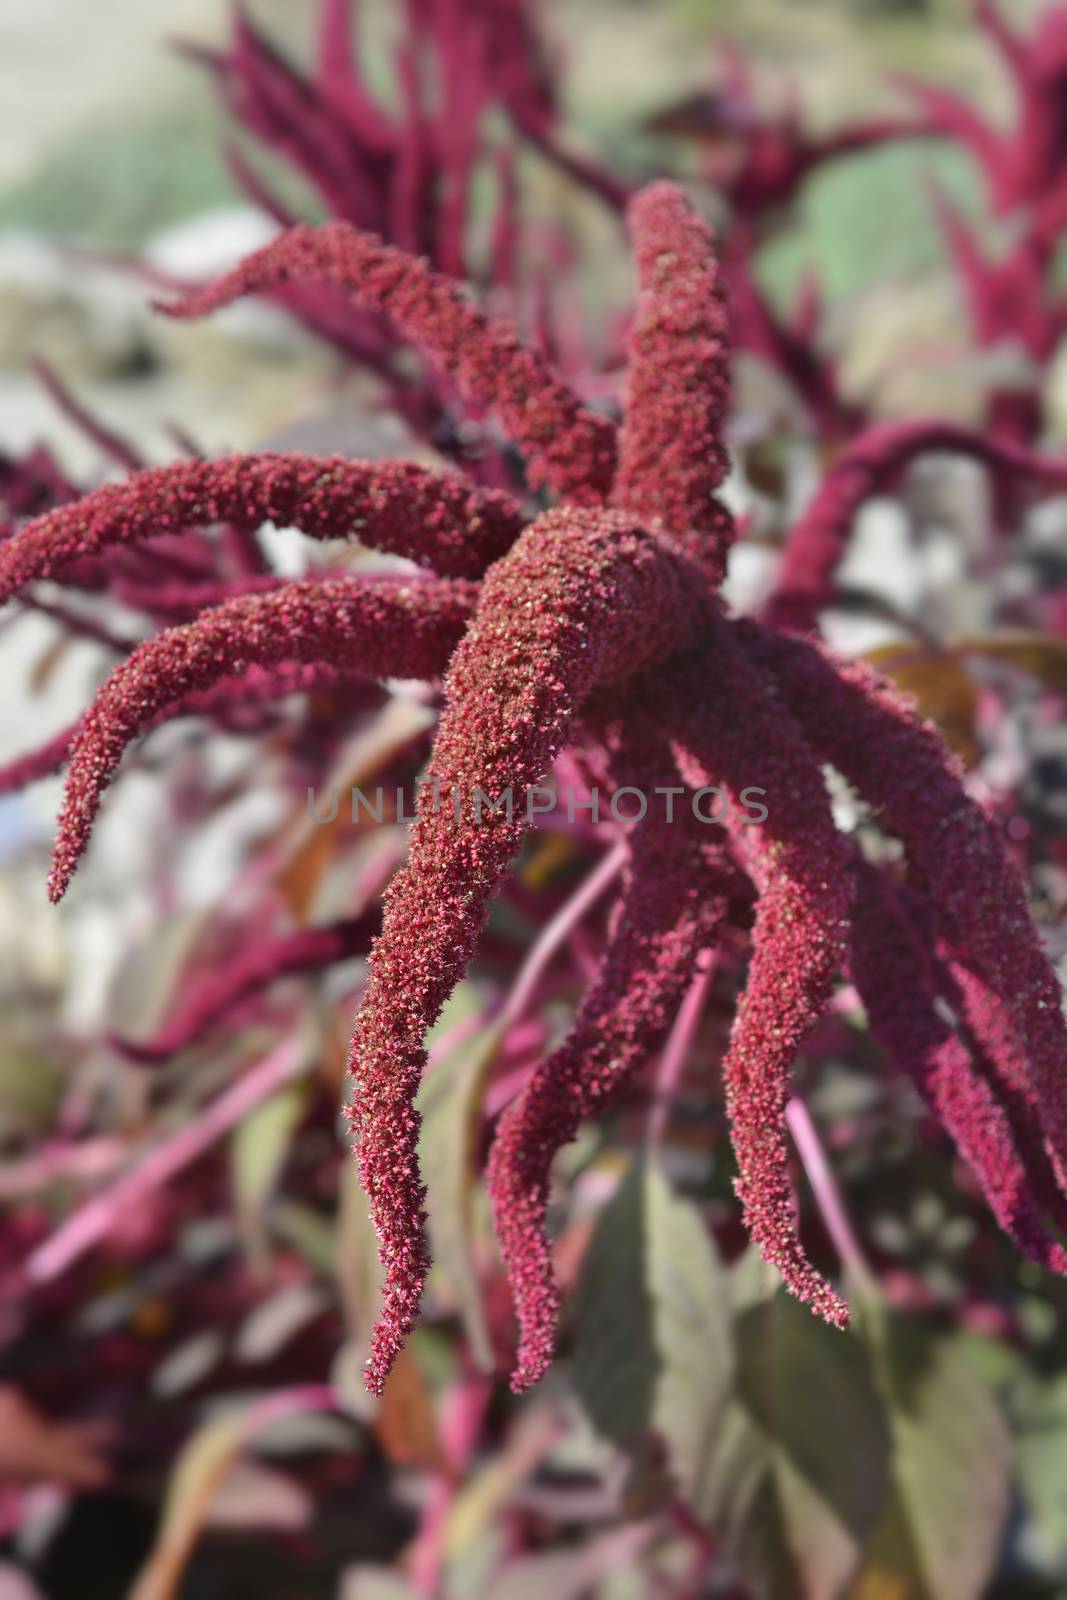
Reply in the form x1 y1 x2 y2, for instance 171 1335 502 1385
346 507 702 1394
850 864 1067 1275
613 181 735 579
739 619 1067 1191
488 766 734 1391
0 453 525 597
156 223 617 505
113 912 381 1063
931 953 1067 1240
665 626 852 1328
49 575 477 901
0 657 377 802
766 419 1067 628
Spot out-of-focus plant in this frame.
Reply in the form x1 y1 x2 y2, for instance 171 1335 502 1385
3 3 1067 1599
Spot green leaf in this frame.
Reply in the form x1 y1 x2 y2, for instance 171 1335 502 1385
998 1368 1067 1569
699 1288 892 1600
572 1158 734 1495
417 986 501 1372
230 1084 305 1268
853 1313 1012 1600
272 1201 336 1278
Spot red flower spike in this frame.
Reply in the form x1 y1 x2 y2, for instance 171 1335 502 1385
49 576 476 902
347 507 703 1394
851 865 1067 1276
739 620 1067 1187
0 453 524 597
488 762 734 1391
613 182 736 579
942 954 1067 1239
156 224 617 505
666 630 852 1328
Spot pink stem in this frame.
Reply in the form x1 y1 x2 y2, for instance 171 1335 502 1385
785 1096 876 1298
0 1138 126 1200
22 1033 307 1287
497 839 627 1033
409 1365 493 1597
646 949 716 1151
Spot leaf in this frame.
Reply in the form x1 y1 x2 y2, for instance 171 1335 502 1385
272 1200 336 1276
201 1459 311 1530
1010 1371 1067 1567
0 1387 110 1490
698 1288 892 1600
0 1565 46 1600
375 1344 443 1471
106 908 214 1044
0 1035 64 1139
863 645 980 767
277 699 433 920
572 1158 734 1498
129 1386 336 1600
864 631 1067 773
521 830 582 888
443 1403 561 1565
417 992 502 1373
958 631 1067 698
128 1411 247 1600
230 1083 305 1268
851 1313 1012 1600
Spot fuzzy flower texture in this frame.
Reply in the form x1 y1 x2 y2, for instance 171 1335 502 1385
5 183 1067 1396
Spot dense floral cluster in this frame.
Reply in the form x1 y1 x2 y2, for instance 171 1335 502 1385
4 176 1067 1404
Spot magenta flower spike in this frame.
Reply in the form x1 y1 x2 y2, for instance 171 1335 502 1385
48 576 476 903
666 629 852 1329
612 181 735 579
738 620 1067 1186
156 225 617 505
850 864 1067 1275
488 755 735 1390
345 507 703 1393
0 453 525 597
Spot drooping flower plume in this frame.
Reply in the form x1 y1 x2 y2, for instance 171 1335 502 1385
5 178 1067 1401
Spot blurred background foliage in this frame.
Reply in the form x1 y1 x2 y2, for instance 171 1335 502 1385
2 1 1067 1597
